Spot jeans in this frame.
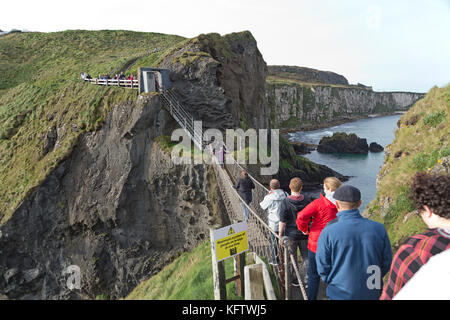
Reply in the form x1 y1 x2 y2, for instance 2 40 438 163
287 238 309 284
307 249 321 300
240 201 250 222
270 232 279 264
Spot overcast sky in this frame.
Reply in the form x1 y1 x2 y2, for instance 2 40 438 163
1 0 449 92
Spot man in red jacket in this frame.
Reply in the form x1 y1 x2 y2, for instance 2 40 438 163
296 177 342 300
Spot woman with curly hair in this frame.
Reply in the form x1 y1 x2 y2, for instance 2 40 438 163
380 172 450 300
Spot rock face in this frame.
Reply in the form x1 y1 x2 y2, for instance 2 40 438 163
0 95 227 299
268 65 349 85
369 142 384 153
277 137 347 190
159 31 268 131
0 31 351 300
291 141 316 155
317 132 369 154
157 32 344 191
266 81 425 129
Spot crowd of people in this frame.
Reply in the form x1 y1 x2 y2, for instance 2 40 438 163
233 170 450 300
80 71 137 82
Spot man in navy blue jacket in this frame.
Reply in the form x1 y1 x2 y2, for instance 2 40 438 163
316 185 392 300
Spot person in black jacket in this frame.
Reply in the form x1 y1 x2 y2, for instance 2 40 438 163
279 177 311 288
233 170 255 222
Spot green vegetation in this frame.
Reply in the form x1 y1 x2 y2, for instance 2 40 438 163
154 135 180 154
366 84 450 249
0 30 184 91
373 102 389 113
279 135 319 173
411 150 440 171
422 110 446 127
0 30 185 224
125 240 244 300
171 51 213 67
280 116 301 128
266 75 368 90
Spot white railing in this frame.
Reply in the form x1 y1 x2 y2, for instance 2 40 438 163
82 78 139 89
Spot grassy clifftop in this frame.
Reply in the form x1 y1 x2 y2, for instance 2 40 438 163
125 240 243 300
0 30 185 223
365 84 450 248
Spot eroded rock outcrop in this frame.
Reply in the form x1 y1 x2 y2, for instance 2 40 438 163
369 142 384 153
159 31 269 131
317 132 369 154
267 79 425 129
0 95 227 299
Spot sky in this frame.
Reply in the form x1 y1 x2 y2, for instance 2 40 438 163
1 0 449 92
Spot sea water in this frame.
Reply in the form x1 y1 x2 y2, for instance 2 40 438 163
287 114 403 212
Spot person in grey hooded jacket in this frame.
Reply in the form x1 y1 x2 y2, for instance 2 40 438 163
260 179 288 265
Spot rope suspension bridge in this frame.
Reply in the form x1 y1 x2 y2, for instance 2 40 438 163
84 77 309 300
160 88 309 300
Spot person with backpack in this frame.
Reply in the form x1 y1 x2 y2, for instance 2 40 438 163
296 177 342 300
233 170 255 222
260 179 288 265
279 177 311 287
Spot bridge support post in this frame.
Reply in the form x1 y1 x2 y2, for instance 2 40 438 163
210 229 227 300
232 219 246 297
283 239 291 300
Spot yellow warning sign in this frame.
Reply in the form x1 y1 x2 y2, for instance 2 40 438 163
212 222 248 262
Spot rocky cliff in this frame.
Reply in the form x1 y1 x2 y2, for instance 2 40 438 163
0 94 228 299
0 30 349 300
268 65 349 86
364 84 449 248
158 31 269 131
155 32 343 190
267 76 425 129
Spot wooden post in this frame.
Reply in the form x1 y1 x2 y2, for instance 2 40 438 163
210 229 226 300
244 264 265 300
283 240 291 300
232 219 246 297
234 251 246 297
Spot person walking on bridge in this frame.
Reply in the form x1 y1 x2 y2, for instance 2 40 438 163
279 177 311 287
297 177 342 300
381 173 450 300
316 185 392 300
233 170 255 222
260 179 288 265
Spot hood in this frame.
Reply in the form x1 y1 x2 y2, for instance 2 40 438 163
286 194 306 211
321 193 337 207
267 189 287 200
325 191 337 205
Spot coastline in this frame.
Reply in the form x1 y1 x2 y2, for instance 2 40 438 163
279 112 404 135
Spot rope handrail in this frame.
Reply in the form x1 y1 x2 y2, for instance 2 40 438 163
157 88 307 299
